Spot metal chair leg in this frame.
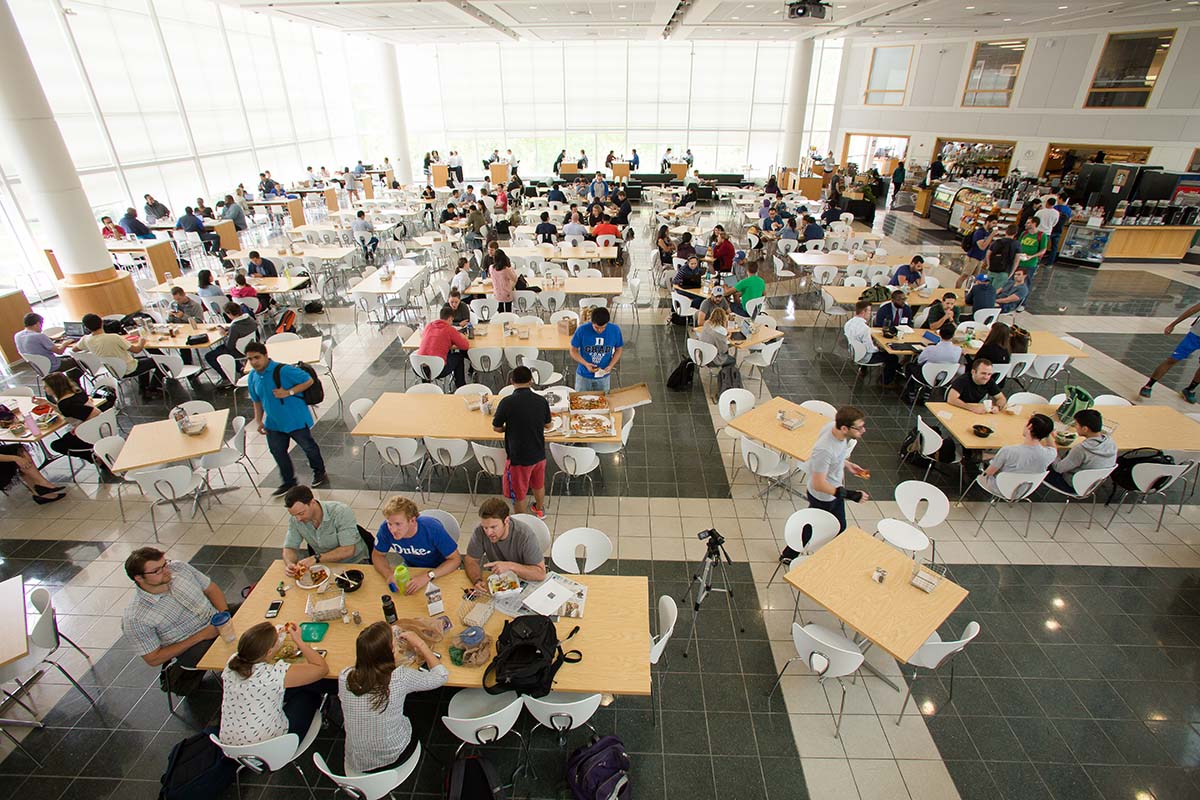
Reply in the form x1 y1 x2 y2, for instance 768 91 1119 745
895 667 915 725
765 658 798 711
832 679 848 739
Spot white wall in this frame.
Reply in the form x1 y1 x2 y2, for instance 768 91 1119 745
833 23 1200 174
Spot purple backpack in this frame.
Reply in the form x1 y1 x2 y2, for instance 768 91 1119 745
566 735 630 800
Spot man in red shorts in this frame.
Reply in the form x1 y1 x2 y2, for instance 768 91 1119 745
491 365 552 517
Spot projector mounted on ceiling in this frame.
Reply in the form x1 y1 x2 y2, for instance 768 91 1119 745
786 1 830 20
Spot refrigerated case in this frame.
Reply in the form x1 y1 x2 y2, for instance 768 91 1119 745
950 186 996 232
1071 162 1162 217
1057 224 1112 267
928 182 961 228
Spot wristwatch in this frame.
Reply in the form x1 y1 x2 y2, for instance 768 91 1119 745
427 570 436 581
289 389 296 396
314 553 321 563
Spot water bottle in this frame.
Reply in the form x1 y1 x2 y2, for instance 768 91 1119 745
381 594 397 624
393 563 410 594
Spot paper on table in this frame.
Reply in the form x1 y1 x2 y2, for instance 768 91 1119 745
936 410 953 421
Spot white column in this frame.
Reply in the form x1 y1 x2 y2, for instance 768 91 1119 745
0 0 110 276
780 39 814 169
379 41 414 185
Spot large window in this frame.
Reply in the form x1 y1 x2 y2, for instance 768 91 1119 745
864 46 912 106
800 38 844 161
962 40 1025 108
1086 30 1174 108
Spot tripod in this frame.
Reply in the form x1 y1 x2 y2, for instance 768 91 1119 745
679 529 744 658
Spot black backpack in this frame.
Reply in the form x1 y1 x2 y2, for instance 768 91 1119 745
159 731 236 800
273 362 324 406
446 754 506 800
1110 448 1175 492
961 229 975 252
483 615 580 698
666 357 695 390
716 363 742 396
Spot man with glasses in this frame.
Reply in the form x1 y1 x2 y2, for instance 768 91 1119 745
780 405 871 563
122 547 237 694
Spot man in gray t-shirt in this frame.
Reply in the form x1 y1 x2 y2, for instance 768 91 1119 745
464 497 547 590
981 413 1057 494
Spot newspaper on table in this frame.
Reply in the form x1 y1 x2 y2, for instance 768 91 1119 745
491 571 588 619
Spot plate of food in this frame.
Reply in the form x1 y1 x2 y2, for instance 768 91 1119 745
487 571 522 599
569 393 609 414
545 414 566 434
295 564 330 591
570 413 615 437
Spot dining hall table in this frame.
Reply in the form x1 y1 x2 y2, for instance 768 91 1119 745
466 276 623 296
871 328 1090 359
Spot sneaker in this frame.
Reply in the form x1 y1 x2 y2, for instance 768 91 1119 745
531 502 545 519
312 472 329 487
1184 389 1197 404
272 483 297 497
1139 386 1153 399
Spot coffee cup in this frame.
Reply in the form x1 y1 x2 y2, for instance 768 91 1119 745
211 611 236 643
981 398 993 414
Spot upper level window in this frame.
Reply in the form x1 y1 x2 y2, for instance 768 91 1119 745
962 40 1025 108
1086 30 1174 108
864 46 912 106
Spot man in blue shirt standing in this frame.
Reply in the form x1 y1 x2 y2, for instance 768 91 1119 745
570 306 624 391
245 341 327 495
370 495 461 595
630 149 640 170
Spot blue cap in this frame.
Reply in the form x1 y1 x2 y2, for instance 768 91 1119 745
211 611 231 627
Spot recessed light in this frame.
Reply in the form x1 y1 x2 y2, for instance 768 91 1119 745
773 8 781 12
965 5 975 8
746 3 755 7
1003 17 1012 21
732 15 740 19
619 15 626 19
923 17 931 20
528 4 536 8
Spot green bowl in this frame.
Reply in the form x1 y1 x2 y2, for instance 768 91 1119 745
299 622 329 642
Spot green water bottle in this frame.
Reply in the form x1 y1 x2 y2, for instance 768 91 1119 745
393 563 410 594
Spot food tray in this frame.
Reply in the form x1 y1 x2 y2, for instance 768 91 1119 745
299 621 328 642
569 413 615 437
568 392 610 414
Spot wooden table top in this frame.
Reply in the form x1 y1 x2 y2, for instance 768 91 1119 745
111 409 230 472
352 266 425 295
263 336 322 364
823 285 964 308
351 393 622 444
0 576 28 668
785 528 968 662
504 246 620 261
401 324 574 351
669 225 706 237
227 246 355 261
105 239 171 253
468 277 623 296
0 395 69 443
726 396 832 461
871 328 1089 359
149 276 309 294
789 251 852 268
412 234 459 247
140 326 227 350
730 325 785 350
196 561 651 695
926 402 1200 452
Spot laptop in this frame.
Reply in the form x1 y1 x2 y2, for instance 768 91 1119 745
62 320 86 339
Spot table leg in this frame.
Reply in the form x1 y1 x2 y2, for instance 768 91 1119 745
853 639 900 691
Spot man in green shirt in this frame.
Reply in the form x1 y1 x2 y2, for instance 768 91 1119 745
281 485 369 574
730 262 766 317
1015 217 1048 285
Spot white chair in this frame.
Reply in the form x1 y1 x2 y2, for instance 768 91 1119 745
511 512 552 555
177 399 215 415
513 290 539 315
649 595 678 729
151 354 204 400
470 297 499 323
923 276 941 290
492 312 521 326
875 518 932 561
91 435 143 522
373 436 427 498
267 332 301 343
767 623 864 736
131 464 214 541
442 690 526 787
199 416 261 497
1006 352 1036 384
670 293 698 327
406 383 444 395
908 416 964 492
551 527 613 574
799 399 837 418
744 296 766 318
741 439 799 519
409 353 446 385
741 339 783 386
895 480 950 529
470 442 507 500
349 398 377 479
842 276 866 288
504 346 539 370
1026 355 1069 393
1043 466 1116 538
423 437 474 493
715 388 755 473
1093 394 1132 407
973 308 1000 326
527 358 563 387
523 693 603 748
685 338 720 398
766 508 840 618
63 407 120 483
904 361 958 411
21 352 52 382
1006 391 1048 406
455 383 492 396
1108 462 1193 532
312 743 420 796
549 309 578 326
211 700 324 798
962 470 1049 538
539 291 568 316
548 443 601 515
895 622 981 725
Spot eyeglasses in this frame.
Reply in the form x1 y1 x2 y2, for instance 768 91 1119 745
141 561 170 577
850 423 867 432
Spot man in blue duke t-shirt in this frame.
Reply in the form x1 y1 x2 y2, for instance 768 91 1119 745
370 496 461 596
570 306 624 391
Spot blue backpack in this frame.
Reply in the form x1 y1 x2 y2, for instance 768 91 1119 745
566 735 631 800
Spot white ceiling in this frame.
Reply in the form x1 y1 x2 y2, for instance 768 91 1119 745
228 0 1200 43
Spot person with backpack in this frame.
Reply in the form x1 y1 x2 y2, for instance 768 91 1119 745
964 215 997 274
464 497 547 590
245 340 327 495
339 621 448 774
1046 409 1117 492
1015 216 1048 285
1140 299 1200 402
984 223 1018 290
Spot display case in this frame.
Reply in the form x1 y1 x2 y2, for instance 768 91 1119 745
928 182 961 228
1057 224 1112 267
950 186 996 232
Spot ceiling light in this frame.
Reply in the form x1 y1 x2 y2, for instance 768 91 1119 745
528 4 536 8
1057 4 1068 7
747 3 755 6
923 17 931 20
1003 17 1012 21
732 15 740 19
965 5 975 8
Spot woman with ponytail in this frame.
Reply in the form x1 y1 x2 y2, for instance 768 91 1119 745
338 621 448 774
218 621 329 746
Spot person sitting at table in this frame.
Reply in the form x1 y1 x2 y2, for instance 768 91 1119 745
874 290 912 328
561 202 579 227
655 225 675 268
205 301 258 383
420 184 436 204
370 495 461 594
439 203 459 225
923 292 957 330
889 255 926 288
443 288 471 330
917 322 962 366
965 273 997 315
799 214 824 245
229 272 259 312
0 440 65 504
195 198 216 219
74 312 160 399
611 190 632 226
534 211 557 244
194 269 225 312
673 254 704 292
118 207 154 239
697 306 737 368
947 358 1007 414
174 206 222 254
450 258 474 296
779 217 800 241
729 262 765 317
820 203 842 226
1046 409 1117 493
974 322 1011 368
418 305 470 388
996 268 1030 313
710 228 736 275
585 203 604 229
258 172 278 197
587 172 609 202
144 194 170 224
562 211 589 240
461 185 477 205
592 213 619 241
339 621 448 775
219 194 247 232
676 184 699 209
100 216 126 239
464 497 547 590
762 207 784 234
218 621 330 748
979 413 1057 494
697 284 732 327
121 547 237 694
15 312 78 376
675 232 697 262
546 183 567 204
283 485 370 575
352 210 380 263
245 251 277 279
845 301 900 386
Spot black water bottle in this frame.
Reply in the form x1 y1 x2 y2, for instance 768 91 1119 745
381 594 397 624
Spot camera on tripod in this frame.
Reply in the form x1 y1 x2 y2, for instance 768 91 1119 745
696 528 725 546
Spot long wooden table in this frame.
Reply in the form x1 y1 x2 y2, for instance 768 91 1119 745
263 336 323 365
103 239 178 284
789 251 852 268
149 275 310 294
823 285 965 308
149 219 240 251
401 325 574 351
111 409 229 472
0 394 69 444
871 328 1090 359
467 277 623 297
926 402 1200 452
352 266 425 295
351 393 622 445
141 326 227 351
726 396 832 461
504 247 619 261
196 561 651 695
785 528 968 663
226 246 355 263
